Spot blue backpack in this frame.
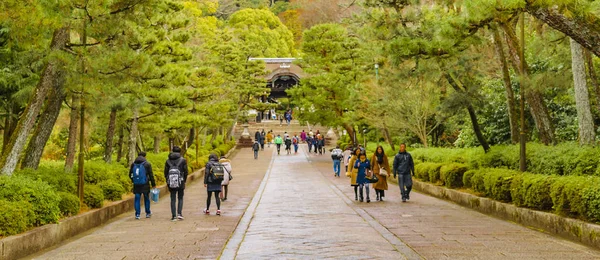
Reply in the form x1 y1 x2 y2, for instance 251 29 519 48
132 162 147 185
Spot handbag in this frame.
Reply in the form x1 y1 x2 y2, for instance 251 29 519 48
379 162 389 177
367 171 379 183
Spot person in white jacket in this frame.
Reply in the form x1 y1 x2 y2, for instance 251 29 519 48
342 146 352 173
219 156 233 201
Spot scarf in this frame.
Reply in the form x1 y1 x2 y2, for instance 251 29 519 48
376 152 384 164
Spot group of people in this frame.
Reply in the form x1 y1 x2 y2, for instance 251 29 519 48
128 146 233 221
333 143 415 203
254 130 304 156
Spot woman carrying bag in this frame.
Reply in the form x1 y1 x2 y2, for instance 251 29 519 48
354 152 372 203
347 148 362 201
371 145 391 201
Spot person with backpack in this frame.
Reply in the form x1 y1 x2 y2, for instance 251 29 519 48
284 136 292 155
252 141 260 159
204 154 224 215
129 151 156 220
393 143 415 202
274 134 283 155
306 135 314 154
164 146 188 221
292 134 299 154
331 146 343 177
219 156 233 201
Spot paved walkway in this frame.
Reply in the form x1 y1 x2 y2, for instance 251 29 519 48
28 144 600 259
28 148 273 260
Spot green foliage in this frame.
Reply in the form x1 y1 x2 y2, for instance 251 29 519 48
414 162 443 183
440 163 468 188
511 174 555 210
99 180 125 201
463 170 476 188
468 168 515 202
14 166 77 193
0 199 33 237
57 192 80 217
0 175 61 225
84 185 104 209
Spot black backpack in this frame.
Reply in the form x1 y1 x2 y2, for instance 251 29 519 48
208 163 225 183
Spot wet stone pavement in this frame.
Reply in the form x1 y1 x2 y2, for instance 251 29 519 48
27 144 600 259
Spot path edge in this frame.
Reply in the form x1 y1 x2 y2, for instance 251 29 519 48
0 147 236 260
388 178 600 250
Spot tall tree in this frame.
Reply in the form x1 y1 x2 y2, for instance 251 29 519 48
570 39 596 145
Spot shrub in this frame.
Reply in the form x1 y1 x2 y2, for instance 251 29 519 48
99 180 125 201
511 174 555 210
84 185 104 208
58 192 80 217
440 163 468 188
415 163 432 181
0 200 33 237
14 166 77 193
483 169 515 202
0 175 61 225
463 170 476 188
582 186 600 222
427 163 444 184
550 176 600 220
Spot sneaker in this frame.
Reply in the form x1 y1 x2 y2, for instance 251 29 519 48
177 215 184 220
216 210 221 216
367 199 370 203
203 209 210 215
223 198 227 201
135 215 140 220
146 213 152 218
407 194 410 200
171 217 177 222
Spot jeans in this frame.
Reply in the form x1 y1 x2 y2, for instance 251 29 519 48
254 150 258 159
170 189 184 218
134 192 151 216
398 174 413 198
359 183 370 200
333 160 341 176
276 144 281 154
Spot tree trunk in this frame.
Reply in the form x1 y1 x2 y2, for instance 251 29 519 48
137 129 145 152
493 28 520 144
526 5 600 58
502 23 556 145
116 125 124 162
584 50 600 113
103 107 118 163
445 74 490 152
570 39 596 145
226 105 243 141
2 102 20 153
21 79 67 169
381 125 395 151
128 108 139 166
342 123 356 147
64 95 79 172
1 27 70 175
153 135 161 153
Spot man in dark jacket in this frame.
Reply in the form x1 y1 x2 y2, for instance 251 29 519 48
129 151 156 219
393 143 415 202
164 146 188 221
203 153 222 215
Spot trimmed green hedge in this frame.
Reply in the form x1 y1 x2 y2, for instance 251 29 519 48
99 180 125 201
421 164 600 223
411 143 600 176
58 192 80 217
0 200 32 237
84 185 104 208
440 163 468 188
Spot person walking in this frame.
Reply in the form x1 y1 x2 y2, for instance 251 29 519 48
260 130 266 151
331 145 343 177
274 134 283 155
306 135 314 153
266 130 273 148
342 146 352 173
284 136 292 155
371 145 391 201
354 152 371 203
164 146 188 221
129 151 156 219
347 148 361 201
300 130 307 143
252 141 260 159
203 154 223 215
393 143 415 202
219 156 232 201
292 134 300 154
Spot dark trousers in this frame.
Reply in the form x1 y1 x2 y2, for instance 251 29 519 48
207 190 221 210
169 189 184 218
134 191 150 216
398 174 413 197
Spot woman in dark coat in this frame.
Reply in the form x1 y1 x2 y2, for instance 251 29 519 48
204 154 222 215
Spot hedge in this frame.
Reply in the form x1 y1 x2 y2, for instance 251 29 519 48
99 180 125 201
58 192 80 217
439 163 468 188
420 164 600 223
0 200 33 237
0 175 61 226
84 185 104 208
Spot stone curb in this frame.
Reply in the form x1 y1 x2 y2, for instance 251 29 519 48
0 147 236 260
388 177 600 250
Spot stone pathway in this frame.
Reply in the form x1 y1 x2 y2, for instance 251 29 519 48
27 143 600 260
27 148 272 260
309 147 600 260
